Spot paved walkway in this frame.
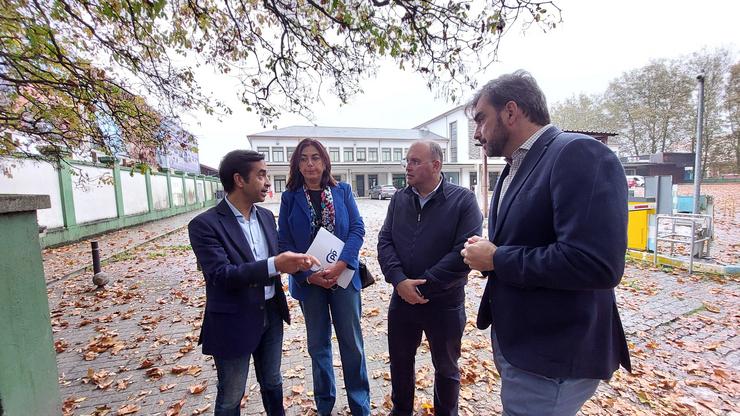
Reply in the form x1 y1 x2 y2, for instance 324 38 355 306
48 199 738 415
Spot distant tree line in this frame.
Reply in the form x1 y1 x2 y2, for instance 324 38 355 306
550 48 739 177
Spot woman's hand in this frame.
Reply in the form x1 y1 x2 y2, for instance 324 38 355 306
322 260 347 284
307 269 336 289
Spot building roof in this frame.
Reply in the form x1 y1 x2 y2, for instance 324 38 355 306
248 125 448 141
413 105 465 129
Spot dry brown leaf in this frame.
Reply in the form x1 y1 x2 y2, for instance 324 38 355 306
192 404 211 415
116 403 140 415
185 365 202 377
189 381 207 395
145 367 164 380
171 365 189 374
703 301 720 313
165 399 186 416
138 358 155 369
160 383 177 392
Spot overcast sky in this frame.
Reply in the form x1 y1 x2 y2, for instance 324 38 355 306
186 0 739 167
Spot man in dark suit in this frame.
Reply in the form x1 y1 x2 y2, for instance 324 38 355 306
461 71 631 415
378 141 482 416
188 150 319 416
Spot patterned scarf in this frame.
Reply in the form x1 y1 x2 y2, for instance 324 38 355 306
304 185 336 235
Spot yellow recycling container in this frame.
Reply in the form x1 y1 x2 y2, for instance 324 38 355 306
627 202 656 251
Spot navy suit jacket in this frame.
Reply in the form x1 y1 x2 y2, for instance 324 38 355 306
476 126 631 380
278 182 365 301
188 199 289 358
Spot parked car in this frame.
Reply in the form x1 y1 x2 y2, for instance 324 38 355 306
626 175 645 188
369 184 397 200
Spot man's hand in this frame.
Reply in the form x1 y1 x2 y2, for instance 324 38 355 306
461 239 496 272
396 279 429 305
275 252 321 274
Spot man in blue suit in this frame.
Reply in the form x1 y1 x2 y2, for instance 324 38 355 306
188 150 319 416
461 71 631 415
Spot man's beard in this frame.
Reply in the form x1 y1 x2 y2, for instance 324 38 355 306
485 128 508 157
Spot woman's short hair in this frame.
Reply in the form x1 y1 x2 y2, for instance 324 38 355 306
286 138 338 191
219 150 265 193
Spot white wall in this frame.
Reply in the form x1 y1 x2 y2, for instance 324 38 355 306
151 174 169 210
0 158 64 228
196 180 205 202
73 165 117 223
419 108 474 164
171 178 185 207
120 170 148 215
185 178 196 204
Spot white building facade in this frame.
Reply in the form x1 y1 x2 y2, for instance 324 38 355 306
246 105 512 208
414 105 508 206
247 125 483 199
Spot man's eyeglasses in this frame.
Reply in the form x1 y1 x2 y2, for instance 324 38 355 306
401 159 433 168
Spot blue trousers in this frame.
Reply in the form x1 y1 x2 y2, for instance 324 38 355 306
212 300 284 416
387 294 466 416
300 285 371 416
492 331 601 416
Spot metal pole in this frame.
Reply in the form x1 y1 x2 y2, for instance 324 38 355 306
692 74 705 214
91 241 101 274
482 151 489 218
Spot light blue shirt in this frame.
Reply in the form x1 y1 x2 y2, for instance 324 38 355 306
412 176 443 209
224 196 278 300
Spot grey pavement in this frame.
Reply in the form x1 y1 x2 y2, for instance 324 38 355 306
47 199 739 416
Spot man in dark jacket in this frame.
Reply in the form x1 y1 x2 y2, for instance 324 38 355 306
378 141 482 416
462 71 631 415
188 150 318 416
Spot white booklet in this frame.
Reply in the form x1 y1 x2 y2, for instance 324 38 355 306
305 227 355 289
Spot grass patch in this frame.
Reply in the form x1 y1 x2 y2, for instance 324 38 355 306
146 251 167 259
110 252 136 262
683 305 707 316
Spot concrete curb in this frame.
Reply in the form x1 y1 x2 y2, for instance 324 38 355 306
626 249 740 276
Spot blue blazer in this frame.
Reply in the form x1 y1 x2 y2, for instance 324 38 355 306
278 182 365 301
188 199 289 358
476 126 631 380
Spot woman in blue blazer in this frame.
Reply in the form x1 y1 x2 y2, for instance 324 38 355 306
278 138 370 416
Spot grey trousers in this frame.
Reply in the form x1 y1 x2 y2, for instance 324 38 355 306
492 332 601 416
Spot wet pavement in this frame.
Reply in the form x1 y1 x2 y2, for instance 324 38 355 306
45 195 739 415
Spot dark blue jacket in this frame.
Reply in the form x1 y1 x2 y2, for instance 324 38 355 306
377 180 482 304
188 200 289 358
278 182 365 301
476 126 631 380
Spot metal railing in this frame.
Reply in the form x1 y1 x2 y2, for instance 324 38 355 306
653 214 713 274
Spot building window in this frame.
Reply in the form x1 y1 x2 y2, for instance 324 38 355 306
273 175 286 193
392 173 406 189
257 146 270 161
344 148 354 162
393 148 403 161
368 148 378 162
356 148 366 162
329 147 340 162
333 174 343 182
489 172 499 191
368 174 378 187
287 147 296 161
382 147 391 162
449 121 458 162
272 147 284 162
